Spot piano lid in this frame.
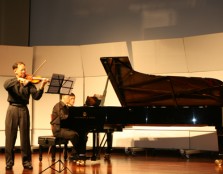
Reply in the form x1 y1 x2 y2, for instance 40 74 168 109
100 57 223 107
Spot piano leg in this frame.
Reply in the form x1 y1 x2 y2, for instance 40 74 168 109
217 128 223 155
104 130 113 160
91 131 100 161
91 129 114 161
215 127 223 166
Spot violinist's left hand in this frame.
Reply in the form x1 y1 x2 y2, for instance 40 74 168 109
39 78 49 90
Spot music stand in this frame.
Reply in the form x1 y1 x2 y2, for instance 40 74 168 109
40 73 73 174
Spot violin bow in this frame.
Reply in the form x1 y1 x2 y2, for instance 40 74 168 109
32 59 47 76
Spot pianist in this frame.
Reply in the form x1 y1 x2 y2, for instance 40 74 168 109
51 93 79 161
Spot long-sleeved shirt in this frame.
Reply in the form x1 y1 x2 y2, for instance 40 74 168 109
4 77 44 105
51 101 69 135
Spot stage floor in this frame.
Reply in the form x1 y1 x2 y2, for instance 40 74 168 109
0 148 222 174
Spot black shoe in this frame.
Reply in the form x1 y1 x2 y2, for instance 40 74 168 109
23 164 33 170
5 165 12 170
6 165 13 170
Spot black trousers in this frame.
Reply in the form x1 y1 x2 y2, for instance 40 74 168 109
5 105 31 166
56 128 79 153
55 128 87 155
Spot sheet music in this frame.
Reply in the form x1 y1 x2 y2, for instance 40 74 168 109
60 79 74 94
46 74 74 95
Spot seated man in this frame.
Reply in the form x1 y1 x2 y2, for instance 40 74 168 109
66 94 103 164
50 93 79 161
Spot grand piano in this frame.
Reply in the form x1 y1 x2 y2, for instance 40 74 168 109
64 57 223 160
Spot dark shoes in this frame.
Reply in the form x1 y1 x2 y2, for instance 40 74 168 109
23 162 33 170
5 165 13 170
5 164 33 170
23 164 33 170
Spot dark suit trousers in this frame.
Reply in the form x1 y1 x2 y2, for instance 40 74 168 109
5 105 31 166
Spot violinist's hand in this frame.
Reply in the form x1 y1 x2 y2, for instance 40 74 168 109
39 78 49 90
18 77 30 86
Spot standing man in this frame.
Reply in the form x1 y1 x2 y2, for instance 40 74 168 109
4 61 48 170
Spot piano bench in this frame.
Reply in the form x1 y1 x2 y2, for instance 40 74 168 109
38 135 68 162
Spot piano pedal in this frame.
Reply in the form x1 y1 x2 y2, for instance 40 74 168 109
76 159 86 166
125 147 131 156
125 147 136 156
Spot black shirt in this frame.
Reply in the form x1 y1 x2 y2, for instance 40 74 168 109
4 77 44 105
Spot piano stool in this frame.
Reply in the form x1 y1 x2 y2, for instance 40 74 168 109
38 135 68 162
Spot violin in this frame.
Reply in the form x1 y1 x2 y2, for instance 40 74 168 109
25 74 49 84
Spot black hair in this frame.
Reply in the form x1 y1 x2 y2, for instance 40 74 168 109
12 62 25 70
69 93 75 97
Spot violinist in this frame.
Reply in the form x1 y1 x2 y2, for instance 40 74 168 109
4 61 48 170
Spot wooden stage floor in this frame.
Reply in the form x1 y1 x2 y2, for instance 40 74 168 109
0 148 223 174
